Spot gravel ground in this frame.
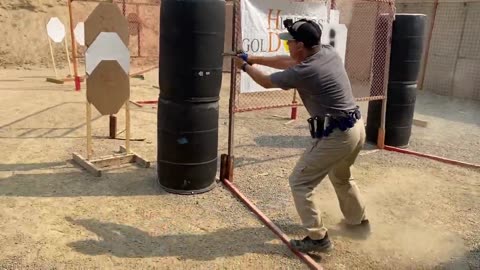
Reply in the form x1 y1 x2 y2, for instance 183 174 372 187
408 91 480 165
231 105 479 270
0 68 478 269
0 68 304 270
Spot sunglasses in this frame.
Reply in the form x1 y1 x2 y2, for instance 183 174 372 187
283 40 290 52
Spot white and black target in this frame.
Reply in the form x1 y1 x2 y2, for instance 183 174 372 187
321 24 348 64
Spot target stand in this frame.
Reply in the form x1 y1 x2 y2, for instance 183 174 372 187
73 145 150 177
72 2 150 177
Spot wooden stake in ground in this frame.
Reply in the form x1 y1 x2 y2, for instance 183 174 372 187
125 101 131 153
46 17 67 83
109 115 117 139
47 29 59 79
86 102 93 160
64 37 73 77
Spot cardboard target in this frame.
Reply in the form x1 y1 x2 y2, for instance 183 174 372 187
85 2 129 47
87 60 130 115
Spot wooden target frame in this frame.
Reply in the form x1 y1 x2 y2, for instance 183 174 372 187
72 2 150 177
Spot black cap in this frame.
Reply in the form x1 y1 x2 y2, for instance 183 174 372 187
279 19 322 48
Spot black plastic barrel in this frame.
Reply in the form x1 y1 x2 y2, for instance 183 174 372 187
389 14 426 84
157 99 219 194
159 0 226 102
157 0 225 194
366 13 426 147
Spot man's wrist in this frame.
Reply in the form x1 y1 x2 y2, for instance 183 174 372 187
248 55 256 65
241 62 249 72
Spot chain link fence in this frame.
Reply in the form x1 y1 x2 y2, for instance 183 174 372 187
232 0 396 113
393 0 480 165
70 0 159 76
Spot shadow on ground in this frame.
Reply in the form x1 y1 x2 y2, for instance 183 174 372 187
0 102 104 139
0 166 166 197
65 217 290 261
65 217 379 262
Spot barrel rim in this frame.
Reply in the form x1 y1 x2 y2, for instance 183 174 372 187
159 180 217 195
157 157 218 166
395 13 427 16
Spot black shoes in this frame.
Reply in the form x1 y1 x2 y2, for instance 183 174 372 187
290 233 333 253
290 220 371 252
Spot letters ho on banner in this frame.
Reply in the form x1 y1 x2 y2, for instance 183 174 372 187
240 0 348 94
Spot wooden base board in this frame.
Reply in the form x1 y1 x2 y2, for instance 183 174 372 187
46 77 85 84
72 147 150 177
46 77 65 84
129 100 143 108
413 119 428 128
131 74 145 80
119 146 151 168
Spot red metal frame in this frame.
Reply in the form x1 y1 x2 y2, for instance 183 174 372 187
222 179 323 270
222 2 324 268
384 146 480 170
67 0 81 91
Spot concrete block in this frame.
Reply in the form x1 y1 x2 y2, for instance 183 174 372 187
424 54 456 96
459 3 480 60
429 3 466 57
453 59 480 100
344 2 378 82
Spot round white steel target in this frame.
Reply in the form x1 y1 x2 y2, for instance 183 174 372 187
46 17 66 43
74 22 85 46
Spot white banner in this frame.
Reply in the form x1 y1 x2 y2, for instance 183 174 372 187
240 0 347 94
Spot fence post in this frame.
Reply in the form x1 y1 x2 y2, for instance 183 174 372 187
450 2 468 97
67 0 81 91
226 0 239 182
418 0 438 91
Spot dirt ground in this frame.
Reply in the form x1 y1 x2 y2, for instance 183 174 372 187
0 0 68 68
0 68 479 270
408 91 480 165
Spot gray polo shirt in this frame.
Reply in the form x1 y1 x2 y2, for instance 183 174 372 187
270 45 357 117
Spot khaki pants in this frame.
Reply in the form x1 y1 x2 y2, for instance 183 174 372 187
289 118 367 240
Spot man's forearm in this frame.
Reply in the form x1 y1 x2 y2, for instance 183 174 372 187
244 64 276 89
250 55 297 70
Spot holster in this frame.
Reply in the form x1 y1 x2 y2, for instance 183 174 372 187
307 107 362 139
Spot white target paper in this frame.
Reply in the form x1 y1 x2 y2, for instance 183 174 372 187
321 24 348 64
74 22 85 46
329 10 340 24
85 32 130 75
46 17 66 43
240 0 330 93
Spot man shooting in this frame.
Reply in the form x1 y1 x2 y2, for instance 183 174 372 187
234 19 369 252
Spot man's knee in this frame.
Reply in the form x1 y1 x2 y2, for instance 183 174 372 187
329 165 352 183
288 171 301 190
